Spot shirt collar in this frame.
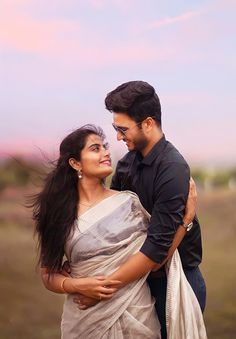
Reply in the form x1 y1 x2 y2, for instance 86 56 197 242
138 134 167 166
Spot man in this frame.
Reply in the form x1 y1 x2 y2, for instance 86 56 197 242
105 81 206 338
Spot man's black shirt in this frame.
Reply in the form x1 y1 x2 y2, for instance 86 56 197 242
111 135 202 269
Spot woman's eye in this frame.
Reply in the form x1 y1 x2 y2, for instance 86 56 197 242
91 146 100 151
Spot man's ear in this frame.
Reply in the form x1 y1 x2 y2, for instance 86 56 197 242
144 117 155 132
68 158 81 171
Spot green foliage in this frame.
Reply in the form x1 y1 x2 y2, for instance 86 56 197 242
0 157 47 192
229 168 236 179
212 171 231 187
192 167 236 189
0 157 235 191
192 168 207 183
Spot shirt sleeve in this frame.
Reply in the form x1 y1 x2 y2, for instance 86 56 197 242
140 161 190 263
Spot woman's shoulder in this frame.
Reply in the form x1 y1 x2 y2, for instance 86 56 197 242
107 189 139 200
121 191 150 217
107 189 150 218
113 190 145 207
121 190 139 200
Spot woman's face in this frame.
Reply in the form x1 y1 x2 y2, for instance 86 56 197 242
79 134 112 179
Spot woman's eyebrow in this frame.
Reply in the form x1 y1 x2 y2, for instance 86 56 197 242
88 143 101 149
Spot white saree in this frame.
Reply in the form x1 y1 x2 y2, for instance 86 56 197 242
61 191 207 339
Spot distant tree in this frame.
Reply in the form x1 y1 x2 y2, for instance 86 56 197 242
192 168 208 187
211 171 230 188
0 157 47 191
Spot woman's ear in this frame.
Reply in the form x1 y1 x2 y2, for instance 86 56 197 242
68 158 81 171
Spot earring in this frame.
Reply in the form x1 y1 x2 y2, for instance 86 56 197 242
78 169 83 179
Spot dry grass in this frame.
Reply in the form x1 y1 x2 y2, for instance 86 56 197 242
198 189 236 339
0 187 235 338
0 188 63 339
0 225 64 339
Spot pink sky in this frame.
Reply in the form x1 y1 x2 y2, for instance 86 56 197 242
0 0 235 167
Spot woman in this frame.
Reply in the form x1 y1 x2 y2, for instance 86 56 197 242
33 125 206 338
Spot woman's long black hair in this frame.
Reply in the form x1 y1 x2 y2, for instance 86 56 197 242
32 125 105 273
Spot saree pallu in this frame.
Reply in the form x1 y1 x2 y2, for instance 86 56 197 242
166 250 207 339
61 191 207 339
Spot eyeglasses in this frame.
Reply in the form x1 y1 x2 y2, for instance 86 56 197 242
112 116 157 137
112 121 142 137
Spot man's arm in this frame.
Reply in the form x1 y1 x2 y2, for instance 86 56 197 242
140 161 190 263
109 162 193 285
75 176 197 307
108 226 187 286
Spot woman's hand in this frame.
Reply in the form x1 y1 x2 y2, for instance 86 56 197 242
73 294 100 310
184 177 197 224
63 276 122 300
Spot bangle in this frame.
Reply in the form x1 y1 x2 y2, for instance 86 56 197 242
61 277 69 293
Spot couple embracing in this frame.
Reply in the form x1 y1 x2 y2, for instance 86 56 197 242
33 81 207 338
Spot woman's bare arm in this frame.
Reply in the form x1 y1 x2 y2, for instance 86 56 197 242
40 268 121 300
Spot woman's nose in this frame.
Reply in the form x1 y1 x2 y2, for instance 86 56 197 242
103 147 110 157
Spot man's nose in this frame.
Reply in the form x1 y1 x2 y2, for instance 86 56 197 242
116 131 124 141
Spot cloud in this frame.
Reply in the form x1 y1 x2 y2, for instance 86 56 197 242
0 0 142 65
147 10 201 30
84 0 136 11
1 0 235 78
0 2 79 55
0 0 217 69
0 0 176 68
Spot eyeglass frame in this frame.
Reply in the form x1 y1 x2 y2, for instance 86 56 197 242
112 116 156 137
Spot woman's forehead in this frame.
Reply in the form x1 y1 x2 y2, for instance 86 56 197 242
85 134 103 146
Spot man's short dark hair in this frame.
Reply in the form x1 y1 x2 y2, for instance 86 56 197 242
105 81 162 126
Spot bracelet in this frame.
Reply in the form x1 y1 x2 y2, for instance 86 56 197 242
61 277 69 293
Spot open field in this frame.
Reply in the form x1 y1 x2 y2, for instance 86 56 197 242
0 187 235 338
198 189 236 338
